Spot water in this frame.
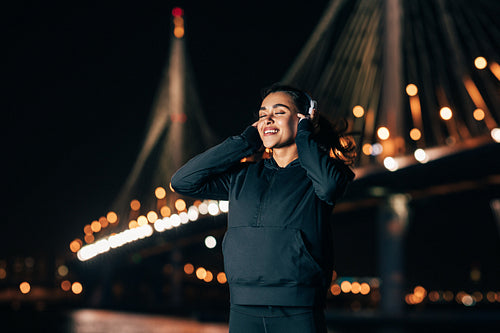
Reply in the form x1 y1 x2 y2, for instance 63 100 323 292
2 308 499 333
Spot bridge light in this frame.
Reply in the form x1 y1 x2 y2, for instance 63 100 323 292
172 7 185 38
406 84 418 96
474 56 487 70
439 107 453 120
107 211 118 224
352 105 364 118
377 127 390 140
130 199 141 211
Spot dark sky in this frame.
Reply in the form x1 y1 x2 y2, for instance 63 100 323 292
3 1 330 256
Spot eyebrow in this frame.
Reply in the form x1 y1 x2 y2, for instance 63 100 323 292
259 103 291 111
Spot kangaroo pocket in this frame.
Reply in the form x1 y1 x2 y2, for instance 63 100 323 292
222 226 323 286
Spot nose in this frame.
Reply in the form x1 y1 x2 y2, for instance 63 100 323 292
264 114 274 124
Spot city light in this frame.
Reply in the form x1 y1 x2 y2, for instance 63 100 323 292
473 109 485 121
130 199 141 211
474 56 487 70
491 128 500 143
406 84 418 96
19 281 31 294
196 267 207 280
377 127 390 140
362 143 372 155
409 128 421 141
107 211 118 223
72 282 83 295
184 263 194 275
352 105 365 118
414 149 428 163
383 157 399 171
175 199 186 212
439 107 453 120
204 236 217 249
155 187 166 199
57 265 69 277
217 272 227 284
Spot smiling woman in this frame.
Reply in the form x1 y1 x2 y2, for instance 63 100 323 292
171 84 355 333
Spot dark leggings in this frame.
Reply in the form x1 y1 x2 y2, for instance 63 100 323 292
228 304 327 333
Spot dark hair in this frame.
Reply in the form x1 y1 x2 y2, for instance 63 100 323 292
261 83 357 165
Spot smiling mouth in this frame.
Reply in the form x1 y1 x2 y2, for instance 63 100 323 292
264 129 278 135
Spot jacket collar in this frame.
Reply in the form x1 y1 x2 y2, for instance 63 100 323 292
264 157 300 170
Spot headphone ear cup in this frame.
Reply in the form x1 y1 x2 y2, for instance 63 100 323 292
309 100 317 115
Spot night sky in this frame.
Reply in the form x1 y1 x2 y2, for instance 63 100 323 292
3 1 331 256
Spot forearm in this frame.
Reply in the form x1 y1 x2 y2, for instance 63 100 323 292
171 126 262 199
295 119 354 204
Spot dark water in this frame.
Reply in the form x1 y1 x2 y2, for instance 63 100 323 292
2 308 499 333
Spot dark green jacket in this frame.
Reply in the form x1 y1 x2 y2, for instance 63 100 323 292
171 119 354 306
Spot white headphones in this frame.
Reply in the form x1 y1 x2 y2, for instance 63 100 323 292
305 93 317 115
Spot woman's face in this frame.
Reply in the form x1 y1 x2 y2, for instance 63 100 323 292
257 92 300 149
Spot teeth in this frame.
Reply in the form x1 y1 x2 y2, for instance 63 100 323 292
264 129 278 134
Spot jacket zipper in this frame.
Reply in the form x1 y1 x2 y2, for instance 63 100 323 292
255 170 277 227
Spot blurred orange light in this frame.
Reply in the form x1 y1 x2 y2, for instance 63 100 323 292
137 215 148 226
351 282 361 294
204 270 213 283
130 199 141 211
61 280 71 291
360 283 370 295
155 187 167 199
414 286 427 298
19 281 31 294
169 182 175 192
217 272 227 284
473 109 485 121
83 224 92 235
175 199 186 212
472 291 483 302
107 211 118 223
196 267 207 280
160 206 171 217
406 84 418 96
57 265 69 277
72 282 83 295
173 16 184 26
486 291 496 302
443 291 454 302
352 105 365 118
428 291 440 302
474 56 487 70
147 211 158 223
362 143 372 155
84 234 95 244
330 284 341 296
409 128 421 141
90 220 101 233
341 281 352 293
70 239 82 253
377 127 390 140
0 268 6 279
128 220 138 229
174 27 184 38
99 217 108 229
184 263 194 275
440 107 453 120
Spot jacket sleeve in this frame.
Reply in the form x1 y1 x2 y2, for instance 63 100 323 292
295 119 355 205
170 126 262 200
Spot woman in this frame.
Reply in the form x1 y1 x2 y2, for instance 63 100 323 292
171 84 355 332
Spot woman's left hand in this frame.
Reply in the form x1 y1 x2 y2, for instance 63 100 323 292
297 108 317 121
